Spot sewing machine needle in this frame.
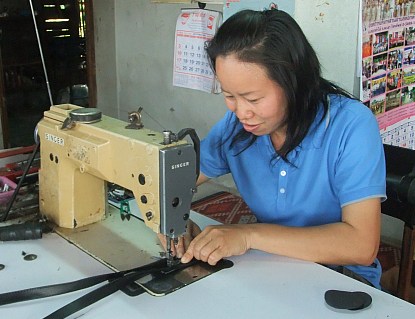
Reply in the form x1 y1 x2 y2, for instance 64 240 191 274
166 235 173 267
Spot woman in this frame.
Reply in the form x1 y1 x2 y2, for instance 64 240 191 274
171 9 386 289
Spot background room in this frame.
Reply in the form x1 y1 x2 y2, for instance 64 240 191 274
0 0 414 309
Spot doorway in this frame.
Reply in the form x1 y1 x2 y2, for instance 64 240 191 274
0 0 96 148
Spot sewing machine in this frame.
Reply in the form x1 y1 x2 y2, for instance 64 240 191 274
36 104 199 266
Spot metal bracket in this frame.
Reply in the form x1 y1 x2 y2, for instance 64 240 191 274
125 107 144 129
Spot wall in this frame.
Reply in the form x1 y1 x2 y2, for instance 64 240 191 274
93 0 118 118
94 0 361 137
295 0 361 96
93 0 403 244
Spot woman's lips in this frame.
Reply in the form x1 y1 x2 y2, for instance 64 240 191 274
242 123 261 133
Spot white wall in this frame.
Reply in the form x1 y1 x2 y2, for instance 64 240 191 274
295 0 361 96
93 0 118 118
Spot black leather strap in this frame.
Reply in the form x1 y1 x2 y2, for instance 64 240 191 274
44 259 204 319
0 258 232 319
0 259 165 306
44 265 159 319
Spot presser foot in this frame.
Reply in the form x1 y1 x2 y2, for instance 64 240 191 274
166 256 181 268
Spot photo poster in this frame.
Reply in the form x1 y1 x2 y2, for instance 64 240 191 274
361 0 415 149
172 9 222 93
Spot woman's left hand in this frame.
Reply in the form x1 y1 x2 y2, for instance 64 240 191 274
181 224 251 265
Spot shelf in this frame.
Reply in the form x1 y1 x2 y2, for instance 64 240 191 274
3 61 42 68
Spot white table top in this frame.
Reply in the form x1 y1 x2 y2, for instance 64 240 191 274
0 212 414 319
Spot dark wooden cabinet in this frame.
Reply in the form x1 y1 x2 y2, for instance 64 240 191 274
0 0 93 148
0 13 46 148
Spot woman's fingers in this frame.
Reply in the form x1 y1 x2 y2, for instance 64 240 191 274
181 228 221 265
157 220 202 258
181 225 250 265
175 236 185 258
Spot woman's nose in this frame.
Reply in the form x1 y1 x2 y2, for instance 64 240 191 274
235 101 254 120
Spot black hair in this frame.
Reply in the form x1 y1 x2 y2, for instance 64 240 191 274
205 9 354 162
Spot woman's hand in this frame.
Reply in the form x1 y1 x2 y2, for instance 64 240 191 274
181 224 251 265
157 219 202 258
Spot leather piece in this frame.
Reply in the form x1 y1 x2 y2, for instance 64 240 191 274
324 290 372 310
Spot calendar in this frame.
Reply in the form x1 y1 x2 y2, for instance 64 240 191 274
173 9 222 93
381 116 415 149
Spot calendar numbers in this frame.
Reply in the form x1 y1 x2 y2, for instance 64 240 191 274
175 36 212 77
381 120 415 149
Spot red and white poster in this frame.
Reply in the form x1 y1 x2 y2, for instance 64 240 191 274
361 0 415 148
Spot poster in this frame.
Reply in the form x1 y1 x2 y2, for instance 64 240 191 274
172 9 222 93
361 0 415 149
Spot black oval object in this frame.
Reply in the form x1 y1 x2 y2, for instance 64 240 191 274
325 289 372 310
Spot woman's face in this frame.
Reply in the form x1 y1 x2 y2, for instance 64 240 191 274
215 54 288 138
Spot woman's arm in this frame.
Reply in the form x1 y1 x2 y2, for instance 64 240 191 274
181 197 381 266
196 172 210 186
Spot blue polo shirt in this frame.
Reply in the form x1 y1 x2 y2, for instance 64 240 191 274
200 94 386 288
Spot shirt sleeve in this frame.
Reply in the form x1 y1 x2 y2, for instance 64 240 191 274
333 102 386 207
200 111 235 178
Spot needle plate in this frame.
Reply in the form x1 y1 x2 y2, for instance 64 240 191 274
122 259 233 297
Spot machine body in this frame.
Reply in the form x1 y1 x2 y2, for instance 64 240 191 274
37 104 198 260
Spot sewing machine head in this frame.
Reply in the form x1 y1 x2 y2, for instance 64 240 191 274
37 104 199 260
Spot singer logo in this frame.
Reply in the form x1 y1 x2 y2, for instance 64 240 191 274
171 162 190 170
45 133 64 146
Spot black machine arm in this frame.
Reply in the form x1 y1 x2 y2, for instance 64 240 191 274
383 144 415 226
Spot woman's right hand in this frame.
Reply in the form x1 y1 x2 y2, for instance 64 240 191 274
157 219 202 258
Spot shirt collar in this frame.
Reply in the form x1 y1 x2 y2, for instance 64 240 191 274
299 96 331 150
